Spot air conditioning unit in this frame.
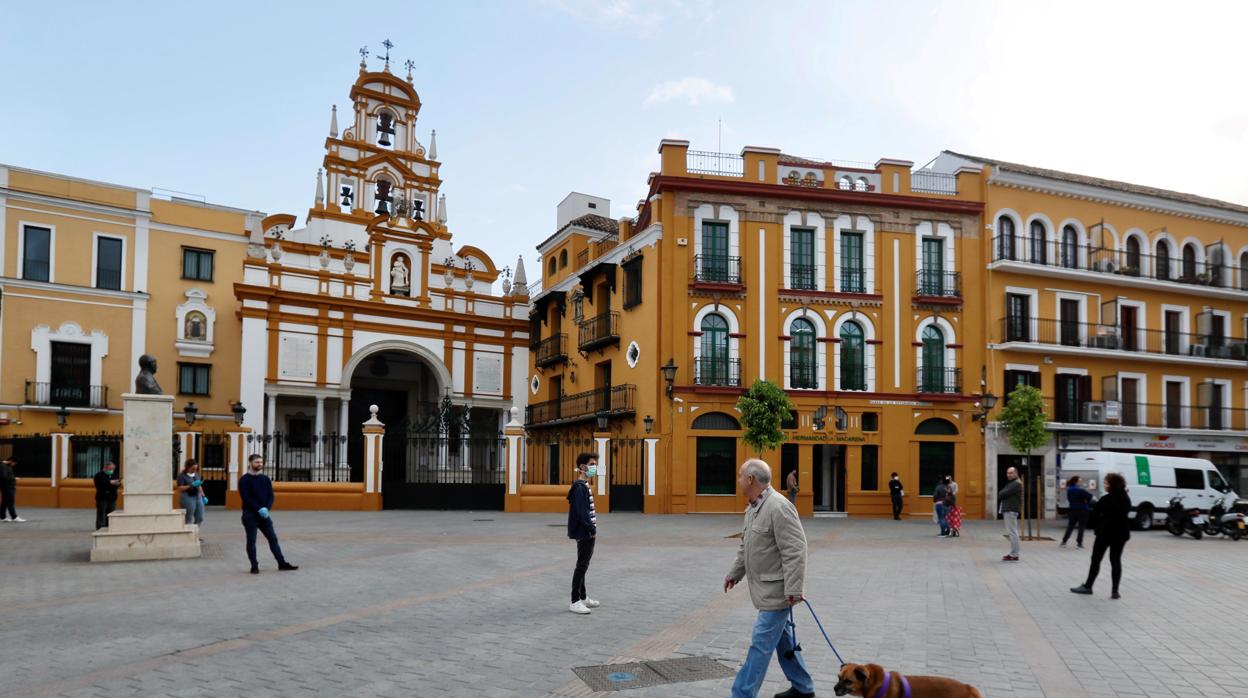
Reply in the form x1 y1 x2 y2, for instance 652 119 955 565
1082 401 1108 424
1103 400 1121 423
1096 258 1118 273
1091 334 1121 350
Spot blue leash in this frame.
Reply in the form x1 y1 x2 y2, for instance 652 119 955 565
790 599 847 666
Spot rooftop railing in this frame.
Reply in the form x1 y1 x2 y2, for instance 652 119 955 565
686 150 744 177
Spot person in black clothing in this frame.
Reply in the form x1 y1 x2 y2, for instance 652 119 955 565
1060 475 1093 549
238 454 298 575
888 472 904 520
0 457 22 522
1071 472 1131 599
932 478 949 537
93 461 121 530
566 452 599 615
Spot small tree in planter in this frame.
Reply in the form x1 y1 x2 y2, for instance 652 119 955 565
736 379 794 457
997 383 1050 538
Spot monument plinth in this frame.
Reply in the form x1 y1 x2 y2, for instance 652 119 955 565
91 393 201 562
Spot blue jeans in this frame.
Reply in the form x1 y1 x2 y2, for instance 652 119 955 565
241 510 288 568
935 502 948 535
181 494 204 525
731 607 815 698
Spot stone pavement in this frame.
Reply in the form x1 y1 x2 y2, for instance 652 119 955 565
3 507 1248 698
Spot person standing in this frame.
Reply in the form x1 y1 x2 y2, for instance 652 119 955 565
0 457 24 522
238 454 298 574
785 468 799 505
932 477 949 537
944 476 962 538
1060 475 1093 549
567 452 600 615
1071 472 1131 599
176 459 205 526
724 459 815 698
93 461 121 530
888 472 904 520
1000 467 1023 561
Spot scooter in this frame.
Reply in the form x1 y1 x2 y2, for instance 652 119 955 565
1166 495 1204 539
1205 496 1248 541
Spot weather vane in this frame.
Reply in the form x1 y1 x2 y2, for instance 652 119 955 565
358 46 369 66
380 38 394 68
404 59 416 79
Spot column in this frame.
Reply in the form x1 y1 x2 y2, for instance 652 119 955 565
644 437 659 497
338 397 350 478
51 432 71 487
504 407 524 512
265 394 277 461
361 404 385 510
594 432 610 514
225 426 251 493
314 396 326 473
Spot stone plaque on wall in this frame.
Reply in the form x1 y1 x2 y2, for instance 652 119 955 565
279 335 316 380
473 353 503 394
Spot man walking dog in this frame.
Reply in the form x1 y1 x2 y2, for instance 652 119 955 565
724 459 815 698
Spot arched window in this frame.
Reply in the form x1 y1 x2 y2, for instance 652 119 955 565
839 321 866 391
854 177 869 192
1125 237 1141 276
838 175 853 190
1182 243 1198 281
1155 239 1171 280
1060 225 1078 268
691 411 741 430
699 314 730 385
559 249 568 269
1240 251 1248 291
547 258 557 276
790 318 817 389
1029 220 1047 264
915 418 958 435
996 216 1016 261
920 325 945 393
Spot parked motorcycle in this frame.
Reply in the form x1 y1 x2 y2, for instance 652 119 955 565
1166 495 1204 539
1204 496 1248 541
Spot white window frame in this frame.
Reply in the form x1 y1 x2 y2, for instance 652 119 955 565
782 309 826 391
18 221 55 283
832 312 876 392
1056 218 1088 269
1116 372 1148 426
31 321 109 392
1004 286 1040 342
1206 378 1233 429
693 204 740 270
692 305 741 377
1122 228 1151 277
90 232 128 291
1023 213 1055 264
1161 374 1192 429
1161 304 1191 355
1117 299 1147 352
833 214 875 293
782 211 825 290
991 209 1023 262
914 316 956 387
1054 292 1089 346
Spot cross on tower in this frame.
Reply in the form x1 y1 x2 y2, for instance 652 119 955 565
380 38 394 68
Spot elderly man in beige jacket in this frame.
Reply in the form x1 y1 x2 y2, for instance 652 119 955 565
723 459 816 698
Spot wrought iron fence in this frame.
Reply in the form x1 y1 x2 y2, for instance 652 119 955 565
910 170 958 195
578 311 620 351
534 333 568 367
687 150 744 177
526 431 598 485
790 264 817 290
694 357 741 386
991 234 1239 288
400 432 505 485
998 316 1248 359
915 269 961 297
265 432 353 482
25 381 108 409
840 267 866 293
693 254 741 284
525 385 637 426
916 367 962 394
69 432 122 479
0 434 52 478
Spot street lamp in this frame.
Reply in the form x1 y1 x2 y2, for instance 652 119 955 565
595 410 609 432
231 401 247 426
183 402 198 427
972 392 998 422
55 406 69 429
660 359 678 398
643 414 654 434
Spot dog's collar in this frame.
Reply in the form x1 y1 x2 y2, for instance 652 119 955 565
875 670 911 698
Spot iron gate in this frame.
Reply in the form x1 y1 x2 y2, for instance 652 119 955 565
382 400 506 510
610 438 644 511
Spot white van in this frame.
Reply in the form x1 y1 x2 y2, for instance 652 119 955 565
1057 451 1238 530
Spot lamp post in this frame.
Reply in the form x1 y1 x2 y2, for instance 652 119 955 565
643 414 654 434
183 402 198 427
660 359 678 398
55 406 69 429
231 401 247 426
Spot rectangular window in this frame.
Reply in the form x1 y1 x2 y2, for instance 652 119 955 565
861 412 879 431
700 221 729 282
790 227 815 290
22 225 52 282
1175 468 1205 490
841 232 864 292
919 238 943 294
178 363 211 396
96 236 123 290
696 436 737 495
50 341 92 407
860 445 879 491
623 259 643 309
182 247 214 281
1005 293 1031 342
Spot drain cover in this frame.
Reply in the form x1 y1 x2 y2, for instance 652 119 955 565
574 656 734 691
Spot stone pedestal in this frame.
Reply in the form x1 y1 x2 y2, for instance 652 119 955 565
91 394 202 562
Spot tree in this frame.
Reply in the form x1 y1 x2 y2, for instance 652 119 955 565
736 379 794 456
997 383 1050 537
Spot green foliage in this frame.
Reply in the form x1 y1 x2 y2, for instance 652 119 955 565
736 379 794 455
997 384 1050 456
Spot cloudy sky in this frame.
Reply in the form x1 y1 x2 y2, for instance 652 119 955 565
3 1 1247 289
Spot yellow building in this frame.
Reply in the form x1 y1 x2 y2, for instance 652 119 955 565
923 152 1248 522
0 163 260 508
518 141 989 519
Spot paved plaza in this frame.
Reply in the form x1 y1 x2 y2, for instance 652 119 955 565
3 507 1248 698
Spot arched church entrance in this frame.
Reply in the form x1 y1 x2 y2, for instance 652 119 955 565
346 346 505 510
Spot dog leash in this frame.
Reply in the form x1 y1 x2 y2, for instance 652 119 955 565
791 599 847 666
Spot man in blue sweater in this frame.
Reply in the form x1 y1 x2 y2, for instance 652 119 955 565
566 452 599 615
1060 475 1093 549
239 453 298 574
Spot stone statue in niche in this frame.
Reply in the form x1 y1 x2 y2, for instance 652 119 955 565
390 255 410 295
134 354 163 395
185 312 207 341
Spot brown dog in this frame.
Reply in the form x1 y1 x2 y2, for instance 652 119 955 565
834 663 982 697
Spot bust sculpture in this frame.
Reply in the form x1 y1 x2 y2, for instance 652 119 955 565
135 354 163 395
391 256 410 289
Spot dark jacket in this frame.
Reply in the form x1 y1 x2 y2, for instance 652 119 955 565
1066 485 1093 512
94 470 120 502
932 483 947 506
999 479 1023 513
566 480 596 541
238 472 275 513
0 461 15 486
1089 489 1132 542
889 479 903 501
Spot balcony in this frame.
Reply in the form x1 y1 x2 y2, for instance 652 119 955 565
916 367 961 394
534 334 568 368
789 264 817 291
839 267 866 294
25 381 108 409
991 236 1241 291
997 317 1248 363
914 270 961 298
694 357 741 387
790 361 819 390
693 254 742 285
686 150 744 177
910 170 958 195
525 385 637 427
1042 397 1248 432
578 312 620 352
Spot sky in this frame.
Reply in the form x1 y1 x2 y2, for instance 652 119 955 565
3 1 1248 291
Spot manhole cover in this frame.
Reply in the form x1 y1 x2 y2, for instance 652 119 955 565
573 656 734 691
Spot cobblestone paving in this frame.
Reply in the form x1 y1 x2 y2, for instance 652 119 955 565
3 507 1247 697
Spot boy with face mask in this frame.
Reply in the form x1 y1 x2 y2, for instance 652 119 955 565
566 452 599 615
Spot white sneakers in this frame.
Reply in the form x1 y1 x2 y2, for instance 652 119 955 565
583 598 600 608
0 517 25 523
569 600 591 614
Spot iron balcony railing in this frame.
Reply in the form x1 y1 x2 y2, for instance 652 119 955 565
916 366 962 394
910 170 958 195
840 267 866 293
25 381 108 409
1039 397 1248 432
578 311 620 352
525 385 637 426
534 333 568 368
991 235 1239 289
693 254 741 284
914 269 961 298
790 264 817 290
790 361 819 390
686 150 744 177
694 357 741 387
997 317 1248 360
